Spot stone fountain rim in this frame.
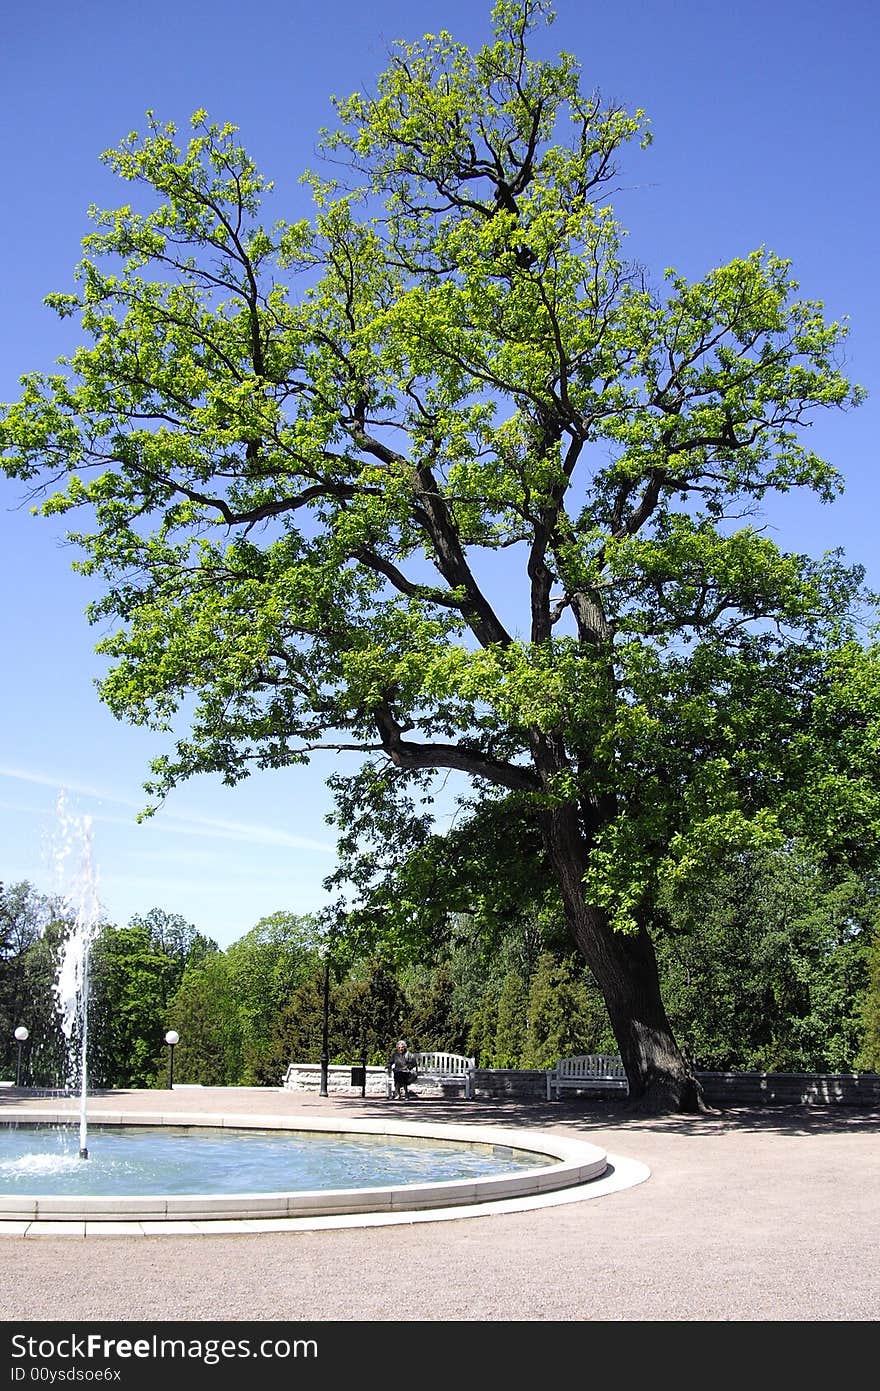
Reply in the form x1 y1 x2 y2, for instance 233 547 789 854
0 1109 613 1226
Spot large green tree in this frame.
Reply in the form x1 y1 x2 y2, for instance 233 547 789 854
88 921 175 1086
0 882 71 1084
859 928 880 1072
223 910 321 1081
656 846 875 1072
164 951 243 1086
0 2 871 1110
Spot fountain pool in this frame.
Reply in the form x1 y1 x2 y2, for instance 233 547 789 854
1 1120 554 1196
0 1109 617 1231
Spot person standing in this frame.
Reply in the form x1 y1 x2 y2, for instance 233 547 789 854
388 1039 417 1099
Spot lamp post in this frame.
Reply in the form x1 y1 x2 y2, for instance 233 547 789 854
165 1030 179 1089
319 954 330 1097
14 1027 29 1088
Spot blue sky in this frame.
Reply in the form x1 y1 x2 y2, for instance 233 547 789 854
1 0 878 949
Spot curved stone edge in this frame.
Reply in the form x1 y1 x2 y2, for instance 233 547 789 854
0 1110 631 1230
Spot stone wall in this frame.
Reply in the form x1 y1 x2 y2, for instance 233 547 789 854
477 1069 880 1106
472 1068 548 1099
696 1070 880 1107
281 1063 468 1098
282 1063 388 1097
282 1062 880 1106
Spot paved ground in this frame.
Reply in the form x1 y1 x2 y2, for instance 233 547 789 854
1 1085 878 1322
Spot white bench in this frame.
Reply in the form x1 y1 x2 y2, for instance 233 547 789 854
546 1054 628 1099
387 1051 476 1100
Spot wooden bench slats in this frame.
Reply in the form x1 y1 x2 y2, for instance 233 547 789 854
546 1054 628 1099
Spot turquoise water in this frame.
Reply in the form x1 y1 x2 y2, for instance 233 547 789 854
0 1124 552 1197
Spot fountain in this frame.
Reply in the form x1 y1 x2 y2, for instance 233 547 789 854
51 792 102 1159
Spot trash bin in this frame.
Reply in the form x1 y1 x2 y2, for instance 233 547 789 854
350 1066 365 1088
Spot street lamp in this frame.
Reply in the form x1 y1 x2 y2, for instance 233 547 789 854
319 954 330 1097
14 1027 28 1088
165 1030 179 1089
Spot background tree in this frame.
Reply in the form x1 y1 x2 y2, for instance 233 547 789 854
88 909 218 1086
0 881 44 1076
0 883 71 1084
493 967 530 1068
223 911 322 1082
128 908 215 983
264 968 327 1078
398 961 464 1056
164 950 242 1085
334 957 410 1063
523 951 613 1068
656 846 874 1072
88 921 176 1086
858 927 880 1072
0 1 871 1110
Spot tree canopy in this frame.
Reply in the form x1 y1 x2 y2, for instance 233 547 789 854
1 0 873 1111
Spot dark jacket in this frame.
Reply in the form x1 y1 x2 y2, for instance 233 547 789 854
388 1047 416 1076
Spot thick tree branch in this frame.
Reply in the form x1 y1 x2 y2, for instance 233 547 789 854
354 547 467 612
374 700 538 792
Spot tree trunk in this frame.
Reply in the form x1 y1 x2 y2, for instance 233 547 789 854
540 803 708 1115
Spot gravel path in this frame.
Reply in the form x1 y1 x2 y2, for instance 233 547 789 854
1 1086 877 1323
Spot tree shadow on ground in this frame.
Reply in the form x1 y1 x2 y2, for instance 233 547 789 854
325 1090 880 1139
